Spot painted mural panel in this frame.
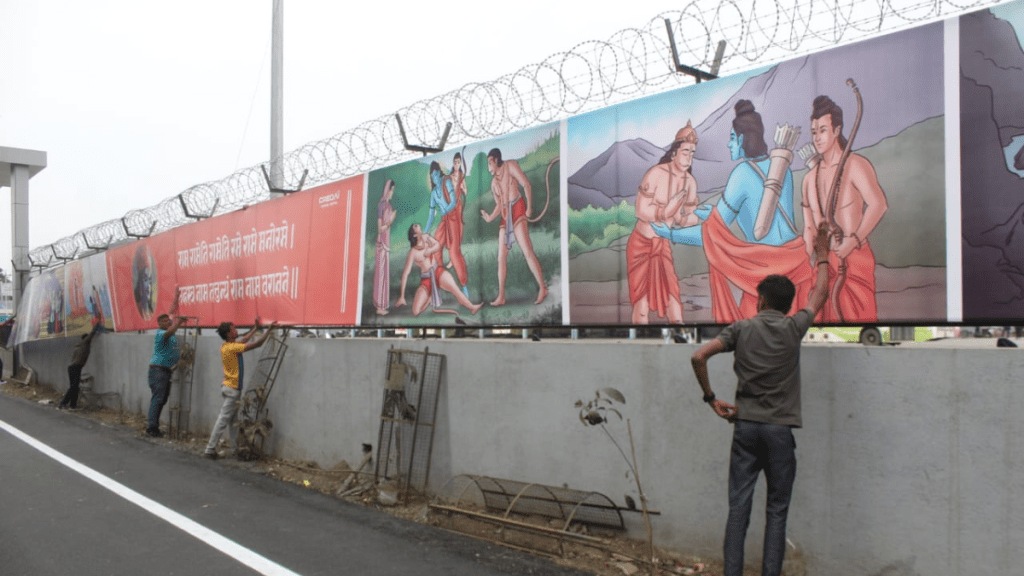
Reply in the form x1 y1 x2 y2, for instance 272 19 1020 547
567 22 947 326
64 255 114 336
960 4 1024 322
11 270 65 342
304 177 365 325
12 253 113 343
362 124 562 326
172 190 309 325
103 176 364 331
107 232 178 331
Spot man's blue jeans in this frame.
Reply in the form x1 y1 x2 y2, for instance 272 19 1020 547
724 419 796 576
147 365 173 432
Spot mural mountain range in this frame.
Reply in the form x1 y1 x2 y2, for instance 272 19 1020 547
568 22 943 210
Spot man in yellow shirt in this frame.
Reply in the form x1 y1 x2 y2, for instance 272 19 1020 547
203 318 278 459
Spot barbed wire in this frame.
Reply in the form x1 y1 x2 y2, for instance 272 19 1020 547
29 0 999 267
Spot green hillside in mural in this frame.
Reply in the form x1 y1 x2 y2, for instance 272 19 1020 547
363 129 562 326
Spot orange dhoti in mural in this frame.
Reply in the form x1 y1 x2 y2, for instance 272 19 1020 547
435 210 468 286
627 228 682 320
702 210 813 323
818 242 877 323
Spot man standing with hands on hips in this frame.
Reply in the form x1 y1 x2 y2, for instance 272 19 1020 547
146 288 186 438
204 317 278 459
690 222 831 576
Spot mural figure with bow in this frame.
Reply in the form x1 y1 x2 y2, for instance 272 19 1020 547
799 80 888 323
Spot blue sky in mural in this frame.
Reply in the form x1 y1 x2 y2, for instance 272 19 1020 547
567 68 759 173
993 0 1024 45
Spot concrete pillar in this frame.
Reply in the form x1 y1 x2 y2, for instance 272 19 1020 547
1 146 47 317
1 147 46 376
9 164 30 307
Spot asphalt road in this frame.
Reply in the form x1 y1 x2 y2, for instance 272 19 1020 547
0 393 586 576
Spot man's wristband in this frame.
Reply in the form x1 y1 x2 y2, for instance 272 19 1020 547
703 392 716 404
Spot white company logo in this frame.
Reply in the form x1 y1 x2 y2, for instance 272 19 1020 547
318 190 342 208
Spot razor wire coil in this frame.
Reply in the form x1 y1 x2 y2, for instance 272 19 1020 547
29 0 998 267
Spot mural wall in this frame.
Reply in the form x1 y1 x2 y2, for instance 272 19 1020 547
362 124 562 327
568 22 946 326
960 2 1024 322
105 175 363 330
14 1 1024 342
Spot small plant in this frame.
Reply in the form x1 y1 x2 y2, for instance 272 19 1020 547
575 387 656 576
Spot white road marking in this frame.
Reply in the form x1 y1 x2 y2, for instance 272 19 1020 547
0 418 302 576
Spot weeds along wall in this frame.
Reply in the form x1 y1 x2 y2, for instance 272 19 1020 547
19 334 1024 576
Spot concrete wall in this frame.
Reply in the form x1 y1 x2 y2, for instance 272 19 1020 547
19 334 1024 576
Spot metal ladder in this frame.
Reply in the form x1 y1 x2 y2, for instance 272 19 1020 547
236 329 289 461
168 325 199 439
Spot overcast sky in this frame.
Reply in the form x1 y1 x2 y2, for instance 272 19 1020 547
0 0 695 272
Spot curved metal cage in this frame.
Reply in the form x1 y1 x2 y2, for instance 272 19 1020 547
434 474 625 530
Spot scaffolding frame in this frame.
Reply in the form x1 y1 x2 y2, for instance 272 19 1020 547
375 346 443 503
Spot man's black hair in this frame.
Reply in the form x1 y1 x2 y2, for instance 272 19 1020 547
757 274 796 313
216 322 233 341
487 148 503 165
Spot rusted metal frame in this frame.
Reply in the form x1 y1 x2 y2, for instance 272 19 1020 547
421 351 443 501
476 486 631 526
256 333 288 452
375 348 397 483
503 483 557 519
480 476 514 509
458 475 516 513
484 486 564 518
452 475 485 505
168 326 199 440
429 504 609 545
260 333 288 404
561 494 625 533
377 346 412 484
239 331 288 457
401 347 431 502
374 409 394 481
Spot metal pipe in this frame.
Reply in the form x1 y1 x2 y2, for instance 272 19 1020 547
270 0 284 191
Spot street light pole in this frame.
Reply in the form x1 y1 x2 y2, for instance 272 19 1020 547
270 0 284 191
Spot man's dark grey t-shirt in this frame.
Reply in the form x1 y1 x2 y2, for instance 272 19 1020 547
716 308 814 428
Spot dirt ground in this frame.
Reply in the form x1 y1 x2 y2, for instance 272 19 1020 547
2 380 759 576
